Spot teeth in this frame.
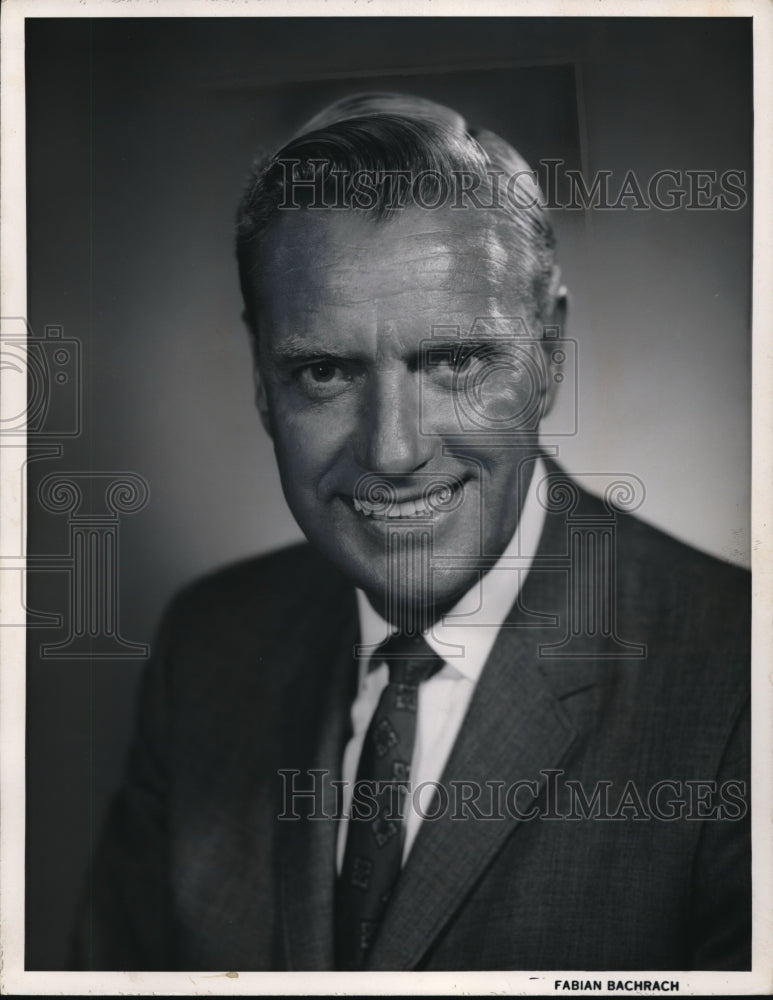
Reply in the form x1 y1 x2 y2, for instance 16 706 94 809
352 487 457 519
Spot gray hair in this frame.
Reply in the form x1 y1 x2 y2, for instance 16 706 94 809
236 92 558 337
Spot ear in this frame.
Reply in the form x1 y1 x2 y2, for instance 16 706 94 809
244 314 273 439
254 364 273 439
540 278 569 419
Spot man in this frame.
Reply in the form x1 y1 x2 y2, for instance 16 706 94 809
74 93 750 971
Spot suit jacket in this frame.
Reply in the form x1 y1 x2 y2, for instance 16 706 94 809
72 466 751 971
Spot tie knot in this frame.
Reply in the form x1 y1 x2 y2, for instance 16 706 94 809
375 631 444 686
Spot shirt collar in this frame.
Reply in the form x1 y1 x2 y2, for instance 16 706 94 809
356 456 547 685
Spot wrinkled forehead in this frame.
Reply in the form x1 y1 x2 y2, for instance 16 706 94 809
251 206 541 321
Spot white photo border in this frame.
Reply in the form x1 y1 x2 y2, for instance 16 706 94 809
1 0 771 995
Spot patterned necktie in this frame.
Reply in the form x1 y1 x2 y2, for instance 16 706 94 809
334 630 444 971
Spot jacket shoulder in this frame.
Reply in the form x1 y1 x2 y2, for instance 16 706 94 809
542 461 749 604
147 541 357 712
612 503 750 618
168 541 346 615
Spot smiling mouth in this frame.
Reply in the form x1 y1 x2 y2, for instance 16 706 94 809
351 481 464 520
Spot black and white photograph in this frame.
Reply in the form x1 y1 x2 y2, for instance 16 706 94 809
1 0 771 994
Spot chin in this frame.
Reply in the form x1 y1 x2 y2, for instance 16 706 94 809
358 567 477 625
302 514 478 616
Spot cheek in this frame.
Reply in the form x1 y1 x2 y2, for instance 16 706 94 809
269 397 352 491
456 361 545 432
416 384 467 433
479 371 529 419
273 419 323 480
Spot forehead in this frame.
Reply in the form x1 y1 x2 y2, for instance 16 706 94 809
253 206 537 329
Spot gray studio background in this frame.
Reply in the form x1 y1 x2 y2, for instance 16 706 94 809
25 17 751 968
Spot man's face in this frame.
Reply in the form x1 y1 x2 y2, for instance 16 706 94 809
250 205 561 622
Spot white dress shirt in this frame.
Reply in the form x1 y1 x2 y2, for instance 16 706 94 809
336 457 547 872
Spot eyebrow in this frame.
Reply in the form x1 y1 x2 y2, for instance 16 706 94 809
422 338 507 351
266 336 522 373
266 338 371 367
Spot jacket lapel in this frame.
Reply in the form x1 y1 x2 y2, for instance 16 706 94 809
277 584 359 970
366 475 606 970
365 607 579 970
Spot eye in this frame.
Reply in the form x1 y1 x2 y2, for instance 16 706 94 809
307 361 339 383
446 344 498 375
451 346 480 371
294 359 354 399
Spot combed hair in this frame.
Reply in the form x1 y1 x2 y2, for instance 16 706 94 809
236 93 557 337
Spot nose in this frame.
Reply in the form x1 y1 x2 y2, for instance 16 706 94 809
356 368 434 474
